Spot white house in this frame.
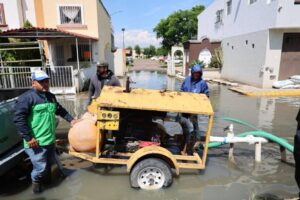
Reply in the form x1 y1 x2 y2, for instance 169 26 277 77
198 0 300 88
0 0 37 30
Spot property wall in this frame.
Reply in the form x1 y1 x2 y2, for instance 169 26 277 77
186 39 221 68
0 0 22 30
21 0 37 26
197 0 278 41
262 29 284 88
41 0 100 39
221 30 269 87
276 0 300 28
96 0 113 66
41 0 113 68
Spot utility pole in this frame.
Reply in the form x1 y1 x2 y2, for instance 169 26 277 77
122 28 125 49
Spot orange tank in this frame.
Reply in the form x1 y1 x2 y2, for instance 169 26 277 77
68 112 99 152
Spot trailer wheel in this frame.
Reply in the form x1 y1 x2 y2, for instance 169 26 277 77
130 158 173 190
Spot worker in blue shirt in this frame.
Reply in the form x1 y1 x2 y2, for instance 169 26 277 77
180 63 209 155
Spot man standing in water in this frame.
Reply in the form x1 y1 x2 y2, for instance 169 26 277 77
87 62 121 105
180 63 209 155
14 70 78 193
294 110 300 199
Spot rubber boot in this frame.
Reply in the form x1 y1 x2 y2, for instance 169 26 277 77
32 182 42 194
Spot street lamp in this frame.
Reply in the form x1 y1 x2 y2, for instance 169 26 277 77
122 28 125 49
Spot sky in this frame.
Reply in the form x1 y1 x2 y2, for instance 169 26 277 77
102 0 213 48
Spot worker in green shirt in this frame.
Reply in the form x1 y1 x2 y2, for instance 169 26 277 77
13 70 78 193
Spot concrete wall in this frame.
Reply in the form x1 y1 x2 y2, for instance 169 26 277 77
221 30 269 87
276 0 300 28
0 0 37 31
184 39 221 68
21 0 37 26
0 0 22 30
113 49 126 77
197 0 278 41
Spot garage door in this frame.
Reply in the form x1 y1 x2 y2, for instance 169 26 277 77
279 33 300 80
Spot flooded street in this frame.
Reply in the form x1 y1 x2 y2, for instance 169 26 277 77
1 71 299 200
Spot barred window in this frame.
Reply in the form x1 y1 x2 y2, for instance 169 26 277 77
58 5 83 24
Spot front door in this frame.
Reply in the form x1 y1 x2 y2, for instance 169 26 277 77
279 33 300 80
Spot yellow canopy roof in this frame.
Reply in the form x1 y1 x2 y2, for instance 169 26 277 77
96 86 214 115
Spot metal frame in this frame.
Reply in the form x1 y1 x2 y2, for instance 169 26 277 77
69 109 214 175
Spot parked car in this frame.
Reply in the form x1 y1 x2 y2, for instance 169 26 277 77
164 59 182 64
150 56 159 61
0 89 28 176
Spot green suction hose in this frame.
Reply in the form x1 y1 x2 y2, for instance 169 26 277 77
207 117 294 153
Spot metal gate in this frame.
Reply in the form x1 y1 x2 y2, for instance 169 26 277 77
0 66 76 94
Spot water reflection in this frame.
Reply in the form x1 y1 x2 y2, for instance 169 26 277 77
4 71 299 200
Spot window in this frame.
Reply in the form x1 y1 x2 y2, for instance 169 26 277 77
0 3 6 25
249 0 257 4
227 0 232 15
215 9 224 24
58 5 83 25
70 44 92 62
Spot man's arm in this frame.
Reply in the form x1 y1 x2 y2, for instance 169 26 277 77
181 79 187 92
13 95 32 142
88 78 95 104
201 81 209 97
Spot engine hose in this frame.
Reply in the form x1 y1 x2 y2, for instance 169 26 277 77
206 117 294 153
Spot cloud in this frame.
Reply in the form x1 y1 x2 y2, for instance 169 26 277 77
114 29 162 48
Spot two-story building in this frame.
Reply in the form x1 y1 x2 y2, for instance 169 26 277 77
0 0 115 91
197 0 300 88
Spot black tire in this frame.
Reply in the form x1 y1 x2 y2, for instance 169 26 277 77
130 158 173 190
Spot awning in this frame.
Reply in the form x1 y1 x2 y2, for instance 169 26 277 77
0 27 98 40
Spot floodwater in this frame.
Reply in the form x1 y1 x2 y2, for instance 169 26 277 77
1 71 300 200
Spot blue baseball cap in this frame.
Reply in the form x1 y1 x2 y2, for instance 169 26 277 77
31 70 49 81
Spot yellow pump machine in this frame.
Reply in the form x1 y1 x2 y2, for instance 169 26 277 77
69 86 214 190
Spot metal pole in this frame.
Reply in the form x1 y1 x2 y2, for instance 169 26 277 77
75 37 80 92
122 28 125 49
89 39 92 67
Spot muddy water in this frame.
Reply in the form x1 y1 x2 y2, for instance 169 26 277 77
1 71 300 200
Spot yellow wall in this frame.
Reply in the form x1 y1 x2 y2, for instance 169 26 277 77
41 0 100 39
38 0 113 63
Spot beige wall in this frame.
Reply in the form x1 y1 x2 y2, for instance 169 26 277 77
41 0 113 65
41 0 99 38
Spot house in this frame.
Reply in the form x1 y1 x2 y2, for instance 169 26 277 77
197 0 300 88
0 0 115 92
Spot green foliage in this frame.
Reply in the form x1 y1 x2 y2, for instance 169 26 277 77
208 47 223 69
190 59 205 68
154 5 205 50
143 45 156 58
127 46 132 51
156 47 169 56
158 47 169 56
134 45 141 55
23 20 33 28
0 20 40 66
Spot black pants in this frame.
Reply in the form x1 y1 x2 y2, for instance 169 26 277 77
294 127 300 197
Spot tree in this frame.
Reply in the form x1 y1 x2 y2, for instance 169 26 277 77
153 5 205 50
156 47 168 56
143 45 156 58
134 45 141 55
127 46 132 51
